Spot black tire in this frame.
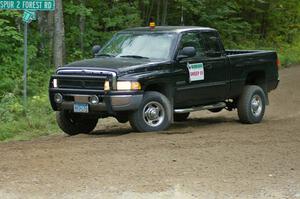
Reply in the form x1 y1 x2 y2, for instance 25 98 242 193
209 108 223 113
174 113 190 122
56 111 98 136
129 91 172 132
237 85 266 124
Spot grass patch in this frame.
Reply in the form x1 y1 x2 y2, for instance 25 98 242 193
0 94 59 142
277 39 300 67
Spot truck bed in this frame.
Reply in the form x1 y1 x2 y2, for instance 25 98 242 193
224 49 279 97
225 49 277 68
225 50 272 56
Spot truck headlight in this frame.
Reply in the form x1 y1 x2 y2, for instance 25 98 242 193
104 81 141 91
53 79 58 88
117 81 132 90
117 81 141 91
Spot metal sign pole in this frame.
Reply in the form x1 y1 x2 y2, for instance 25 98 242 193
23 22 28 106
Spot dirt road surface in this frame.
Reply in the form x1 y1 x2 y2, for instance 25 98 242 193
0 66 299 199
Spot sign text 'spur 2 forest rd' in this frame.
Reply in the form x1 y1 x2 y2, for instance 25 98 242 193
0 0 55 11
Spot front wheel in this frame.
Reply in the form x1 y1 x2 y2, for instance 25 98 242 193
237 85 266 124
56 111 98 136
129 92 172 132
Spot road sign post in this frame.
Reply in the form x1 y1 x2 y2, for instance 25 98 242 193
0 0 55 107
23 22 28 105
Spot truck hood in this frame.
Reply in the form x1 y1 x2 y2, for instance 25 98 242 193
63 57 165 72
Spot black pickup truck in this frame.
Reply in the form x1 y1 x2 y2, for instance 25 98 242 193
49 26 279 135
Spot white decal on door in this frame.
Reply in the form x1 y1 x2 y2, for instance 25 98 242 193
187 63 204 82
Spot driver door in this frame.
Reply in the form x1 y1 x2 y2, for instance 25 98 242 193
174 31 207 107
174 31 228 108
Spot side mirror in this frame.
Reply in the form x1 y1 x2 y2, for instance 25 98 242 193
92 45 101 56
177 47 196 61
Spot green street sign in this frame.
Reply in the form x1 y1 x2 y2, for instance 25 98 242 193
0 0 55 11
22 10 36 23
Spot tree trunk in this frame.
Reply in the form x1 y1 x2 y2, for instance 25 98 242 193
146 0 154 24
37 12 47 55
47 12 54 67
156 0 161 25
139 0 145 24
162 0 168 25
79 0 86 54
53 0 65 67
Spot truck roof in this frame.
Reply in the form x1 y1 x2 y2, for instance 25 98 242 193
121 26 217 33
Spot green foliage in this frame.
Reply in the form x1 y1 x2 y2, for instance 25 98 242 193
0 65 58 141
0 0 299 141
0 93 59 141
277 36 300 67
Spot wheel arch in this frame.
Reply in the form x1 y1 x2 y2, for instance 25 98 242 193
143 82 175 122
144 82 174 105
245 70 266 89
244 70 269 104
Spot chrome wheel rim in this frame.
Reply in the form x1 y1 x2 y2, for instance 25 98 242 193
143 101 165 127
251 94 263 117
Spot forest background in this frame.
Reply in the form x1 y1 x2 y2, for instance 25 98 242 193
0 0 299 141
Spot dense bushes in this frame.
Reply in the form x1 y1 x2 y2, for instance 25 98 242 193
0 93 58 141
0 60 58 141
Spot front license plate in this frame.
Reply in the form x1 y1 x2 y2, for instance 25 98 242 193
74 103 89 113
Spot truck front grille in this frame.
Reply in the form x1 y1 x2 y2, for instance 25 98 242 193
53 69 117 91
58 79 105 90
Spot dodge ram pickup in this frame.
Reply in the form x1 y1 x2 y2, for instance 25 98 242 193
49 26 279 135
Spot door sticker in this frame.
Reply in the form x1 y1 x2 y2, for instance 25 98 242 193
187 63 205 82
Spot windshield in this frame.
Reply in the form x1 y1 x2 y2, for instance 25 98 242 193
99 33 177 60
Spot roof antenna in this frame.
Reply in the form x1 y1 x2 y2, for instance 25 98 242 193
181 4 184 26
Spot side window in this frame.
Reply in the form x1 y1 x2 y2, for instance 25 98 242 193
179 32 205 57
201 32 223 58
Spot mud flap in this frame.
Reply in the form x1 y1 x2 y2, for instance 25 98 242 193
265 92 270 105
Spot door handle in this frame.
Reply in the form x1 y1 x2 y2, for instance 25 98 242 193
205 64 213 70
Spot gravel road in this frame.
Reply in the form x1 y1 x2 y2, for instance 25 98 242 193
0 66 299 199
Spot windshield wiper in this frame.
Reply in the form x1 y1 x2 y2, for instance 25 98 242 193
97 53 115 57
120 55 149 59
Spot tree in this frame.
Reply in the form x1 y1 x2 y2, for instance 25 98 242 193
79 0 86 54
162 0 168 25
53 0 65 67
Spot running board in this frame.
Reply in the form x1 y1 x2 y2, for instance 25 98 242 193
174 102 226 114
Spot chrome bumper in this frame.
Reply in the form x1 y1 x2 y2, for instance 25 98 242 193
109 95 143 111
55 94 143 112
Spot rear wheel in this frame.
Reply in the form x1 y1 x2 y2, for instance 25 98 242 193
237 85 266 124
56 111 98 136
174 113 190 122
129 92 172 132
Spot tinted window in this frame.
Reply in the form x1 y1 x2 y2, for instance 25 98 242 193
201 32 222 57
179 32 205 57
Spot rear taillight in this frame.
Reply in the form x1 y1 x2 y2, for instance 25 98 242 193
276 58 281 70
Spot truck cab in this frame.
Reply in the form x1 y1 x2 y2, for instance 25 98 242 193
49 26 279 135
